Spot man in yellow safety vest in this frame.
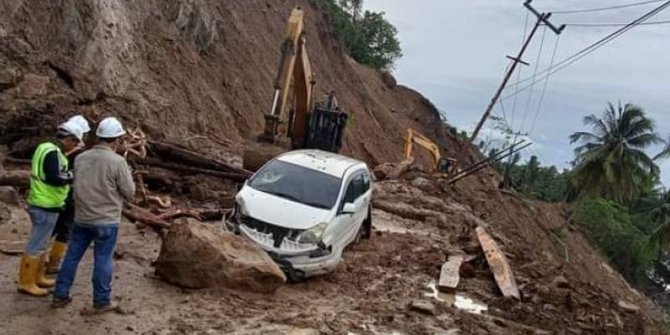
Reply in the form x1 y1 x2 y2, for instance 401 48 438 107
18 120 83 297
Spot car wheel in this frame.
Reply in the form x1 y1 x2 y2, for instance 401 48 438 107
355 206 373 243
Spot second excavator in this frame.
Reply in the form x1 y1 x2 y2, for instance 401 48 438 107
404 128 455 174
243 7 348 171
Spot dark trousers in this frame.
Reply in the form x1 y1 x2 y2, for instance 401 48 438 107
52 201 74 243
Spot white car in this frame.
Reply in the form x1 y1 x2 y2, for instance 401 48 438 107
226 149 372 281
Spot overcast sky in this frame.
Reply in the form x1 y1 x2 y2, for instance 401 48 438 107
364 0 670 184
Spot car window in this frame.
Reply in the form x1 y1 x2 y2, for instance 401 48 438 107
248 160 342 209
362 171 370 192
343 172 366 204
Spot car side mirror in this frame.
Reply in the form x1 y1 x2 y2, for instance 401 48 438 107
341 202 356 215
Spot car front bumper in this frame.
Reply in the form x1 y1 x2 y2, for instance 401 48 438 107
224 218 343 279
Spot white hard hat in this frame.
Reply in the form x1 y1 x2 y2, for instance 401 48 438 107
96 117 126 139
67 115 91 134
58 120 85 143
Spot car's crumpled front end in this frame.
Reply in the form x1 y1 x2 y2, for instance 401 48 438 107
225 198 341 281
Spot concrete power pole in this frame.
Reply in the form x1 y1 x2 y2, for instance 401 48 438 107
451 0 565 177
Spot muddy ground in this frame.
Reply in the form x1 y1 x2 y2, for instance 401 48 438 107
1 171 668 335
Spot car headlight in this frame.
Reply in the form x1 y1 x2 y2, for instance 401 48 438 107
297 222 328 244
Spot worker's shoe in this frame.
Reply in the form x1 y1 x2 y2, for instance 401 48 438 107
46 241 67 274
17 256 50 297
36 254 55 288
51 296 72 309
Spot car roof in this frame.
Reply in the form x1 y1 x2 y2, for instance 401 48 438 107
276 149 366 177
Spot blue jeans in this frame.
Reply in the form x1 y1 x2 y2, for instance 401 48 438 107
25 206 60 256
53 223 118 307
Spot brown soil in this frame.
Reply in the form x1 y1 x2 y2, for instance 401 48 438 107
0 0 668 334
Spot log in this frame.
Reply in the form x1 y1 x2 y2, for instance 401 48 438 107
0 170 30 188
149 141 251 177
438 255 464 292
476 226 520 299
137 157 249 182
123 203 170 228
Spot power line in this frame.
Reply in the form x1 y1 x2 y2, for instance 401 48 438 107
500 0 670 101
564 20 670 27
520 25 548 133
510 9 531 133
529 34 562 136
550 0 665 14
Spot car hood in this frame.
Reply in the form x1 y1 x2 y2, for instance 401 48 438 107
237 186 332 230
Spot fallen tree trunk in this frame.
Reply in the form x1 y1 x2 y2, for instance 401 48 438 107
137 158 249 182
0 170 30 187
149 141 252 177
123 203 170 228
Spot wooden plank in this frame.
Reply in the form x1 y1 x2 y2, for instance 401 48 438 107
476 226 520 299
0 240 24 255
438 255 464 292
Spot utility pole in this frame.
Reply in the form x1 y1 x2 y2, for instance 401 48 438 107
450 0 564 177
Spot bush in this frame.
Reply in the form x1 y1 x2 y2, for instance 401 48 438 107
573 198 654 281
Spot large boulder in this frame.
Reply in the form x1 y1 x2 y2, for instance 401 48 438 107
155 219 286 293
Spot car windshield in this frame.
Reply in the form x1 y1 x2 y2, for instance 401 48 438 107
248 160 342 209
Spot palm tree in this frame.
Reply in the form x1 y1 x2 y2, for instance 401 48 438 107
569 102 662 204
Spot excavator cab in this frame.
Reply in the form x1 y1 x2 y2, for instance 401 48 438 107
437 157 453 174
304 93 348 152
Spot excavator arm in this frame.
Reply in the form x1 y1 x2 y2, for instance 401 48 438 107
263 7 315 148
404 129 454 173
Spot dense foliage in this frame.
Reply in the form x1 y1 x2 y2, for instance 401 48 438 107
311 0 402 70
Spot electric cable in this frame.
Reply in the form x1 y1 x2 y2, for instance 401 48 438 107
550 0 665 14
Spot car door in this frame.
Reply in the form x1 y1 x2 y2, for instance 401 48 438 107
324 171 361 248
341 171 369 245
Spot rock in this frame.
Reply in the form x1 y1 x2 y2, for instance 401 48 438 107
388 157 415 180
411 177 437 193
373 163 396 181
0 68 21 91
551 275 570 289
409 299 436 315
0 186 19 206
617 300 640 313
155 219 286 293
380 70 397 88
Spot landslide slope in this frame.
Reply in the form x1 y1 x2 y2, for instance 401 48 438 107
0 0 466 167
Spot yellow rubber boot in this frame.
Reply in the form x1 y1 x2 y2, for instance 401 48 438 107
46 241 67 274
17 256 50 297
36 254 55 288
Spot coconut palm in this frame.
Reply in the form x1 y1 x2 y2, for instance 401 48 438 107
569 102 662 204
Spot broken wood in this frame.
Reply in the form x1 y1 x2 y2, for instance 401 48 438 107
476 226 520 299
148 140 251 177
137 157 249 182
0 170 29 188
438 255 464 292
123 203 170 228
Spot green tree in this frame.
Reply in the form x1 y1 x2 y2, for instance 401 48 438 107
312 0 402 70
569 102 662 204
350 11 402 70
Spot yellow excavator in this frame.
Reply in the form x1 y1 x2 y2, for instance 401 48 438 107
404 128 455 174
243 7 348 171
